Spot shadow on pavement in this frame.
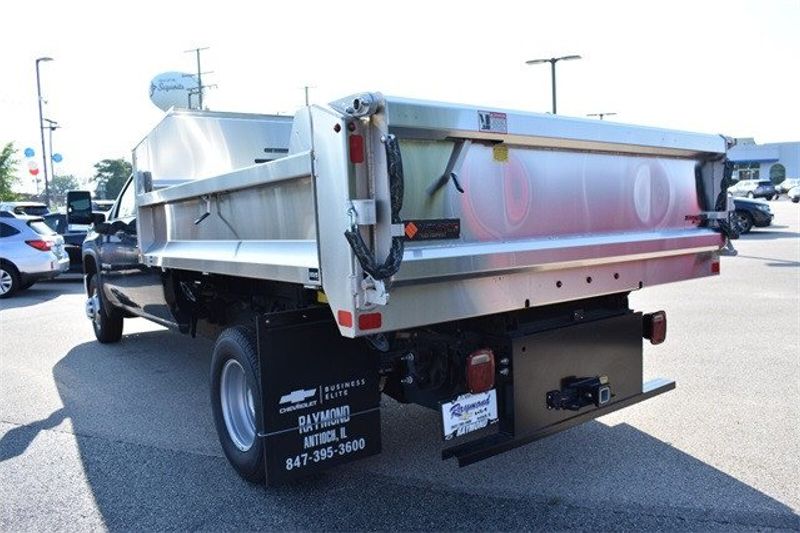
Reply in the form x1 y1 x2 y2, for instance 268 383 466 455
0 408 67 462
736 255 800 268
0 279 83 310
740 230 799 241
25 331 798 530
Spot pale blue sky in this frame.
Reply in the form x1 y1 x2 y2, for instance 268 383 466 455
1 0 798 190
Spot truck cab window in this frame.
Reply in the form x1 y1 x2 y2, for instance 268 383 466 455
115 178 136 220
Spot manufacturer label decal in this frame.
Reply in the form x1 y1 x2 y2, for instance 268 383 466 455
478 111 508 134
278 388 319 414
441 390 499 440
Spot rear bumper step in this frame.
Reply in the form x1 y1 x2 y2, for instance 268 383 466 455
443 378 675 466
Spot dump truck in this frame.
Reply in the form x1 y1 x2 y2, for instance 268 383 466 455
68 92 737 485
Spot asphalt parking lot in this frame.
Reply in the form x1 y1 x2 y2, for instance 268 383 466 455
1 201 798 531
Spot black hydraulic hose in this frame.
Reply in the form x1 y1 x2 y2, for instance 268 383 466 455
344 134 405 280
716 160 740 240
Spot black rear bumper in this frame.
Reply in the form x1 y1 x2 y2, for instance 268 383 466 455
444 378 674 466
443 311 674 466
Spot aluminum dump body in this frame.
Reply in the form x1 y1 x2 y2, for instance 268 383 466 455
135 94 729 337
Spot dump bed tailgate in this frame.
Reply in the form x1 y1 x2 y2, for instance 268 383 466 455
314 94 729 337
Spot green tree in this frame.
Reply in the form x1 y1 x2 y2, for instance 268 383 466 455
49 174 80 207
0 142 20 201
92 158 132 200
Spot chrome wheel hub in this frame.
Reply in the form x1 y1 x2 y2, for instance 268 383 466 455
220 359 256 452
86 291 100 322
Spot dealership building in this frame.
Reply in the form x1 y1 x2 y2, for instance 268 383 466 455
727 139 800 184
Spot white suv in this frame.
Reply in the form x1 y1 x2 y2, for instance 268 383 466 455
0 216 70 298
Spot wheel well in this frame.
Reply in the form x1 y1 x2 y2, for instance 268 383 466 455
0 258 19 274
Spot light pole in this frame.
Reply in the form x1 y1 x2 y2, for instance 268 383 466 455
525 55 581 114
43 118 60 181
35 56 54 207
587 112 617 120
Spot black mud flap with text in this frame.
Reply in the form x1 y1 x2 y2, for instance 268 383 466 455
256 309 381 486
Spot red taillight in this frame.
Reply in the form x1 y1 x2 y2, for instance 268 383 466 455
25 239 52 251
466 349 495 393
643 311 667 345
358 312 382 330
711 261 720 274
349 134 364 164
337 310 353 328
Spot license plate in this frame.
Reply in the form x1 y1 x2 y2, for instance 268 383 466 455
441 390 498 440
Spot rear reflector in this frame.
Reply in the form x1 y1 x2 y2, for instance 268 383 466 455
643 311 667 345
466 349 495 394
711 261 720 274
358 312 382 330
25 239 52 251
349 134 365 164
337 310 353 328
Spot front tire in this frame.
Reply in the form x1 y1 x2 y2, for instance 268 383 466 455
735 211 754 234
88 275 124 343
210 326 265 483
0 262 20 299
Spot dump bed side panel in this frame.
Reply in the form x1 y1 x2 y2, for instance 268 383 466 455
136 110 320 285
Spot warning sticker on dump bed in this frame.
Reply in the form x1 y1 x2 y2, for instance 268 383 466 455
478 111 508 134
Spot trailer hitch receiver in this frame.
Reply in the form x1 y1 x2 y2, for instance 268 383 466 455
546 375 612 411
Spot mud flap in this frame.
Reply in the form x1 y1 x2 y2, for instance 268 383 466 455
256 309 381 486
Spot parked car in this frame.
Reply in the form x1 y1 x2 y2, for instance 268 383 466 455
0 216 70 297
92 199 115 212
42 212 88 273
727 179 777 200
0 201 49 217
732 197 773 234
788 186 800 203
775 179 800 195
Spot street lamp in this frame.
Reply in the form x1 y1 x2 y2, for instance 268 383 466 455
525 55 581 114
35 56 54 207
43 118 60 181
587 112 617 120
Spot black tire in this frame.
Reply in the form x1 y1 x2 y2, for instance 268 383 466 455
210 326 265 483
88 275 124 343
747 192 754 198
735 211 754 234
0 262 20 299
793 198 799 204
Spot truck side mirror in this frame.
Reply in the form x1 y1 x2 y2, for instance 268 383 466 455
94 220 111 235
66 190 93 225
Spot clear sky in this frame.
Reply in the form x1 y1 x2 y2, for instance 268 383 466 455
1 0 798 192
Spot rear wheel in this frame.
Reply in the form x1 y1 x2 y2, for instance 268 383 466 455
88 275 124 343
0 263 20 299
210 326 265 483
735 211 754 234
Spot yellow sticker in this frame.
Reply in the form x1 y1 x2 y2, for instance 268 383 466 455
493 144 509 163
